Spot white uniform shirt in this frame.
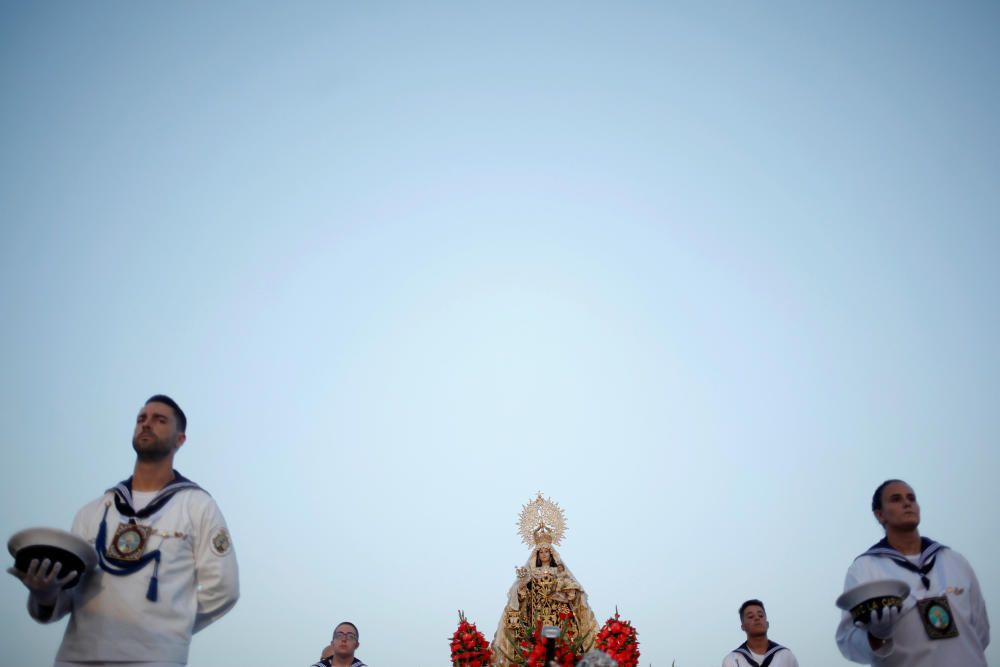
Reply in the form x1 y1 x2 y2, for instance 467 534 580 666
836 542 989 666
722 641 799 667
30 485 239 665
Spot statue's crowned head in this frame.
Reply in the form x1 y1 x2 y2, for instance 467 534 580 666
518 492 567 550
533 524 555 547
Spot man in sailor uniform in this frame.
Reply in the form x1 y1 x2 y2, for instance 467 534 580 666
8 395 240 666
722 599 799 667
836 479 990 666
310 621 369 667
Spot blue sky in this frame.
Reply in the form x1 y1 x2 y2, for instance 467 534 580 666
1 2 998 666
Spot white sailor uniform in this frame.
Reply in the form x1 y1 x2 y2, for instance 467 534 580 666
836 537 990 666
722 640 799 667
28 472 239 666
309 657 368 667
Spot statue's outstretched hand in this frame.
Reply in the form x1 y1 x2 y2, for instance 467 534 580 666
6 558 77 605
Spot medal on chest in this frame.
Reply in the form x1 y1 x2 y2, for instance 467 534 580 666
916 595 959 640
107 521 152 561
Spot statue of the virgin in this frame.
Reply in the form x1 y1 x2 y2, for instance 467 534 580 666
490 493 598 666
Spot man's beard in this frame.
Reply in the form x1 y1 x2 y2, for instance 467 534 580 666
132 433 175 462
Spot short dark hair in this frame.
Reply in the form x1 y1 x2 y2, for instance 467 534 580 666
871 479 906 511
739 599 765 620
334 621 359 640
146 394 187 433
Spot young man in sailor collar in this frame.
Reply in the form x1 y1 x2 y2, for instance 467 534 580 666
311 621 368 667
722 599 799 667
835 479 990 666
8 394 240 666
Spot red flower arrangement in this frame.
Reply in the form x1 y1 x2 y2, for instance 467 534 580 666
595 610 640 667
451 611 493 667
518 614 584 667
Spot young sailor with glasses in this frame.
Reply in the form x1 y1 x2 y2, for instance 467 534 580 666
312 621 368 667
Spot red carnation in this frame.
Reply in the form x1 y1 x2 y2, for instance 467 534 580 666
451 611 492 667
595 610 640 667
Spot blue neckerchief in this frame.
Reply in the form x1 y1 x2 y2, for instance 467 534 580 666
731 641 787 667
857 537 946 590
95 471 202 601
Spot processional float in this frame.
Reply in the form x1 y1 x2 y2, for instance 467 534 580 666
449 493 640 667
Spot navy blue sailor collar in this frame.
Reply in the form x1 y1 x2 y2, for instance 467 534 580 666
317 658 366 667
108 470 203 519
95 470 205 603
732 641 787 667
857 536 948 590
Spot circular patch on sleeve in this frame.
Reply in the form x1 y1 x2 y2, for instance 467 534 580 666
210 528 232 556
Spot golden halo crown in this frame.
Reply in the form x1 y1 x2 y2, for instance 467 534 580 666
518 492 567 548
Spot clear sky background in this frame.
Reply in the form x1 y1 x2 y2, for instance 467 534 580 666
1 2 997 666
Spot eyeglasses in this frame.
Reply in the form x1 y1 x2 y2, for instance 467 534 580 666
333 632 358 641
